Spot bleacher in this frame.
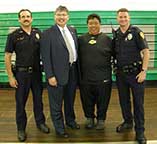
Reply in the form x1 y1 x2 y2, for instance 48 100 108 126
0 11 157 85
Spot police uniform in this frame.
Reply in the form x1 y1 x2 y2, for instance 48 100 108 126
113 25 149 134
79 32 112 121
5 28 46 131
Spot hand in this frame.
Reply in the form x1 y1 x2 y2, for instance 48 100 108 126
9 77 18 88
136 71 146 83
48 77 57 86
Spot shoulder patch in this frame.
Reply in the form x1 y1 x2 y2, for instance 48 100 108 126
139 32 145 39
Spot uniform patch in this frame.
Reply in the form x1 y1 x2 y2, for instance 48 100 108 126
139 32 145 39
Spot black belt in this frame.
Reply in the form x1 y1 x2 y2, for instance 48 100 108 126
16 66 33 73
118 61 142 74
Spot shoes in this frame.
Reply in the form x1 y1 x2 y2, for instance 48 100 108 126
96 120 104 130
66 122 80 129
56 131 69 138
17 130 26 142
85 118 95 129
136 132 147 144
116 122 133 133
37 123 50 133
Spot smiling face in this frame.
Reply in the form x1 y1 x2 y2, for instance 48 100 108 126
117 11 130 28
88 18 100 35
18 10 33 28
55 10 69 28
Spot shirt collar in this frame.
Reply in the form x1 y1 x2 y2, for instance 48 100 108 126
57 24 68 32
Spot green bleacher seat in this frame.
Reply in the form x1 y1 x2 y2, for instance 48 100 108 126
0 11 157 84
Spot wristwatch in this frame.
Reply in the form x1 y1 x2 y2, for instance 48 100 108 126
141 68 147 73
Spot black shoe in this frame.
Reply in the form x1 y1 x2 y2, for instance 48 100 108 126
96 120 105 130
17 130 26 142
85 118 95 129
56 131 69 138
67 122 80 129
136 132 147 144
37 123 50 133
116 122 133 133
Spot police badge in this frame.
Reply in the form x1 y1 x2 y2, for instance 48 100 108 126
127 33 133 40
35 33 40 39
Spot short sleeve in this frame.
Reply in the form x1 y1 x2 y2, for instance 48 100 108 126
134 27 149 51
5 33 15 53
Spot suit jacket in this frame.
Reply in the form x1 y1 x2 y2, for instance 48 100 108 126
40 24 78 85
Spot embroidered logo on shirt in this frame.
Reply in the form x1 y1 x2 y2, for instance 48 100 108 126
88 39 96 44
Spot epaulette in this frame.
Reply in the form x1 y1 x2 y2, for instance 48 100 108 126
32 28 39 31
32 28 41 33
10 28 21 34
129 25 141 33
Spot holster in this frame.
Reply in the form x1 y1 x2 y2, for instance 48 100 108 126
11 64 16 76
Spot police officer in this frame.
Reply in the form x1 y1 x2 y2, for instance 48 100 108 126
112 8 150 144
79 14 112 130
4 9 49 142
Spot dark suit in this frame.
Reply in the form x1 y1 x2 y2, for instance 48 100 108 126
40 24 78 133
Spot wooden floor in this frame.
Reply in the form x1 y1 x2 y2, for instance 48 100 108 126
0 87 157 143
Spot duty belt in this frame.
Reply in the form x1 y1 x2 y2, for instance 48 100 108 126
16 66 33 73
118 61 142 74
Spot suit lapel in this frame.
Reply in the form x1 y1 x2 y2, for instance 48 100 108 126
54 25 67 48
54 25 78 51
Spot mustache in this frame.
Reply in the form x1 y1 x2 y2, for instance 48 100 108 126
24 20 29 23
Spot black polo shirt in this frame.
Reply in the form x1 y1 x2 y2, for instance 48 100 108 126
5 27 41 70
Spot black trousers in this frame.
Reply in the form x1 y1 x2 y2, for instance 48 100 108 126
47 64 77 133
80 80 112 120
15 71 45 131
116 71 145 133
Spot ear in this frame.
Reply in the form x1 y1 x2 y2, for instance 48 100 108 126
18 18 21 23
128 15 130 21
67 15 69 21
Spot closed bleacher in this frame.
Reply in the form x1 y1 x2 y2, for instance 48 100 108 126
0 11 157 84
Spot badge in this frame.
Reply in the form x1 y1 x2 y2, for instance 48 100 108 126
88 39 96 45
35 33 40 39
139 32 145 39
127 33 133 40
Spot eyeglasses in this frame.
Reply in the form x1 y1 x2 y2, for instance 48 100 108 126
55 14 68 17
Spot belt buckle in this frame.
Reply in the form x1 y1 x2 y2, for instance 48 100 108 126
28 67 33 73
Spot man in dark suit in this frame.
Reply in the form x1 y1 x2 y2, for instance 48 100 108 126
40 5 80 138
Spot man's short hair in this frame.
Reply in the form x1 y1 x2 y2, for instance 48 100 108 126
87 13 101 24
117 8 129 14
55 5 69 14
18 9 32 18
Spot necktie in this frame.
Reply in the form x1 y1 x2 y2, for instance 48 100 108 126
62 29 74 64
